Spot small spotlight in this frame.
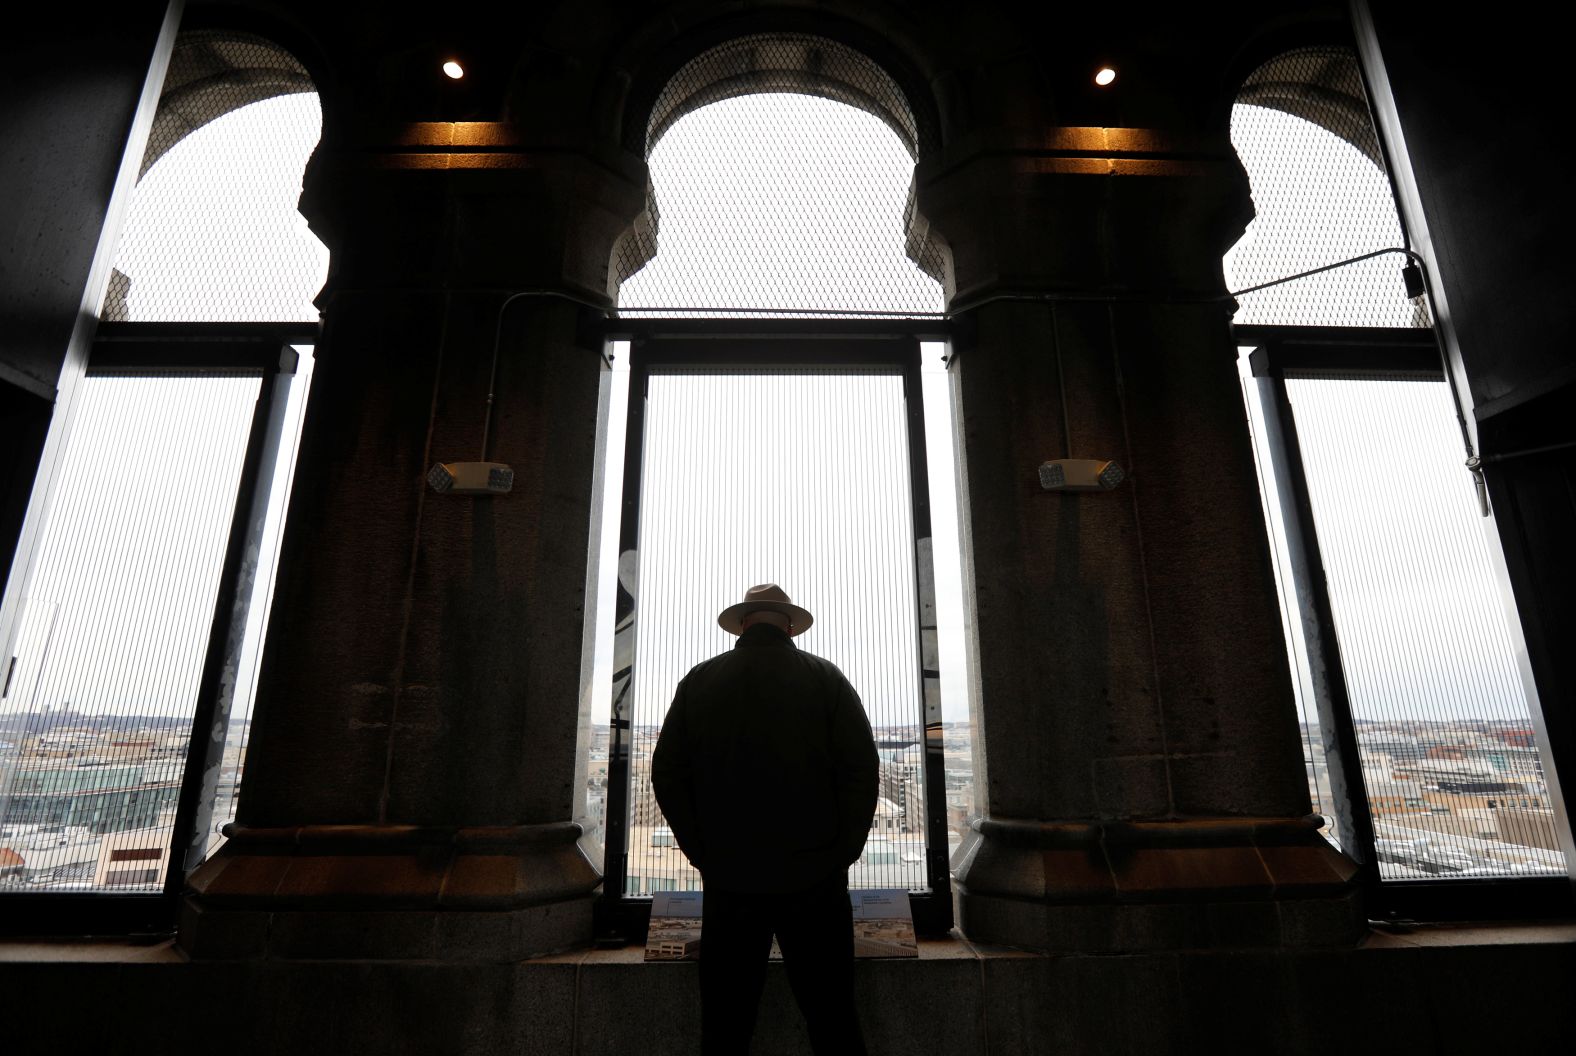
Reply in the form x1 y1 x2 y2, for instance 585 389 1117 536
442 60 465 80
1094 66 1117 87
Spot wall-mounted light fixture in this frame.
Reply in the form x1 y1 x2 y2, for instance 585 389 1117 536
1094 66 1117 87
1039 306 1124 493
428 461 513 496
425 289 609 498
442 59 465 80
1039 458 1125 492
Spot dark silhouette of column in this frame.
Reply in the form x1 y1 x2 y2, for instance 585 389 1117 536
917 126 1361 952
181 119 647 960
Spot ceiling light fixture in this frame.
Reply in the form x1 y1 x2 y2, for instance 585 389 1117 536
442 60 465 80
1094 66 1117 87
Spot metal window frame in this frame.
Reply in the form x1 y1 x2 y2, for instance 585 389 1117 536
0 320 315 937
595 317 956 943
1239 323 1574 921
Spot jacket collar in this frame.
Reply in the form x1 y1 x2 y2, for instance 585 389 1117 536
735 623 795 648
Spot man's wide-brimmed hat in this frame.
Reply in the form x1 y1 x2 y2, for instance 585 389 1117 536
717 583 814 637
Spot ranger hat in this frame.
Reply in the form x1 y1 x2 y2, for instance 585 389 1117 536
717 583 814 637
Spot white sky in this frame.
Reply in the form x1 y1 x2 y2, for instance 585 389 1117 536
111 94 327 322
1225 106 1417 328
1284 377 1532 723
0 89 1536 744
620 94 942 315
2 95 326 729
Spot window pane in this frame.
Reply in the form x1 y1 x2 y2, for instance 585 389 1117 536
1286 376 1564 878
0 375 261 892
624 371 929 893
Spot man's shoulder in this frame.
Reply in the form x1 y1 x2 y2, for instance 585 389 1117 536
785 648 860 702
686 643 851 686
795 647 851 682
681 650 736 680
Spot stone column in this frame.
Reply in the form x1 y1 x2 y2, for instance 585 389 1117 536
918 128 1360 952
179 122 647 960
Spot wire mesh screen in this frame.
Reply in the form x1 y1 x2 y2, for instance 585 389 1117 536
0 374 261 891
102 32 326 322
1227 47 1427 328
1285 375 1563 878
616 34 944 317
622 370 929 895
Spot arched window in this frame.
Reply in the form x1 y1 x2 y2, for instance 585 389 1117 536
614 33 943 316
0 31 322 901
587 34 963 931
103 31 327 321
1231 47 1564 891
1227 46 1423 329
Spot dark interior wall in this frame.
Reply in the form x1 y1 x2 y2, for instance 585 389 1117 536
0 388 50 598
1360 1 1575 853
1360 2 1570 414
0 4 171 399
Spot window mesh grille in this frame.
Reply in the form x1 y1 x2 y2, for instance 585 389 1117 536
0 375 262 891
645 34 924 157
615 35 944 316
1284 376 1563 878
622 371 929 894
1227 47 1427 328
102 32 326 322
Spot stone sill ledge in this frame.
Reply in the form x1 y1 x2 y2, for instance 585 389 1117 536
5 928 1573 1054
3 922 1574 964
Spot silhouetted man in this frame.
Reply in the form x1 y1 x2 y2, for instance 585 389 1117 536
652 583 879 1056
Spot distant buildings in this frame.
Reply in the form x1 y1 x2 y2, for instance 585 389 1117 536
598 722 974 893
1300 719 1563 875
15 707 1551 894
0 712 228 889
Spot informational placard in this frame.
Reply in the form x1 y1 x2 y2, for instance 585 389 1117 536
643 888 918 961
849 889 917 958
644 891 704 961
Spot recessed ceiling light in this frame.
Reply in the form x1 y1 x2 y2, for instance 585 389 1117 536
442 60 465 80
1094 66 1117 87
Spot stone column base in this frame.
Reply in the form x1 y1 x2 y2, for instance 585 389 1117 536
952 815 1362 953
180 822 599 961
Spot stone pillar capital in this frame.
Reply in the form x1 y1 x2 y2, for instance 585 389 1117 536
299 122 650 303
912 127 1252 308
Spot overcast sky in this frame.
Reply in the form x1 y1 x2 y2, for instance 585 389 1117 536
0 92 1539 744
2 95 326 735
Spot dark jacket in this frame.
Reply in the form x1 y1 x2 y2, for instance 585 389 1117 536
650 623 880 893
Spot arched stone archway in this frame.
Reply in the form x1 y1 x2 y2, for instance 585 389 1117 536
1228 43 1425 328
1236 46 1383 169
103 30 318 320
644 33 926 157
181 3 1359 966
610 30 947 292
139 30 315 179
